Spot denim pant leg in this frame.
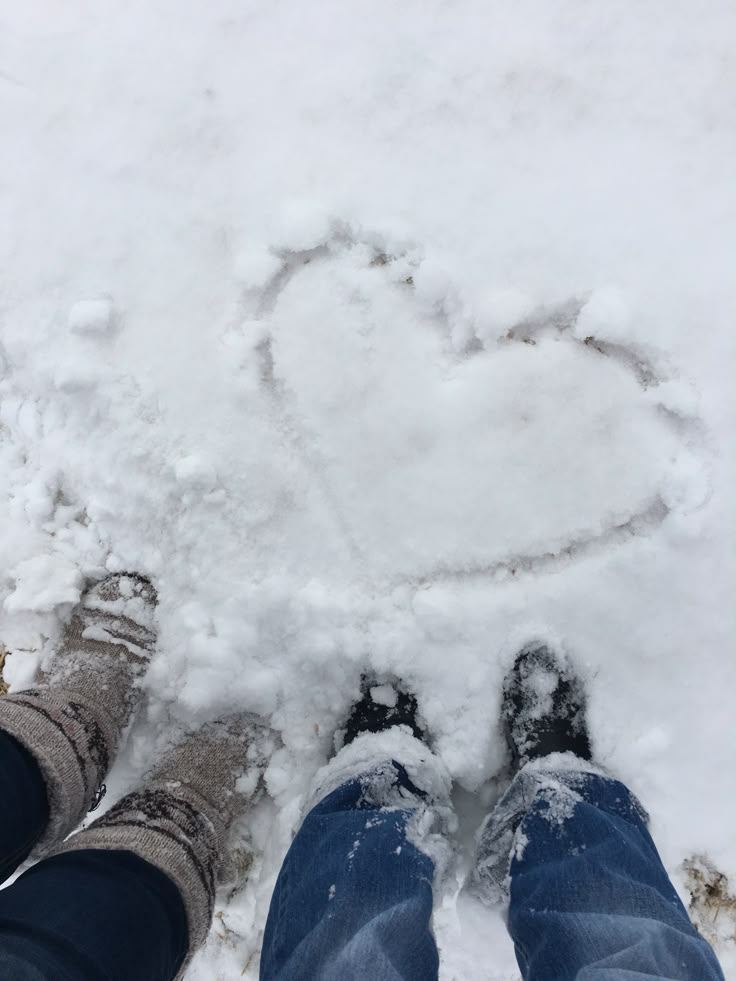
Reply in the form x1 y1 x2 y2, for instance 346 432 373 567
508 772 725 981
0 726 189 981
261 763 439 981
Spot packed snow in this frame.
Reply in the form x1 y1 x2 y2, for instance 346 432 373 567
1 1 735 977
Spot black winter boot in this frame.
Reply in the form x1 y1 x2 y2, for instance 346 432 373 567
502 643 592 771
343 676 425 747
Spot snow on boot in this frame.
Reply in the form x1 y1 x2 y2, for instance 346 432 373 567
342 675 426 747
0 573 157 849
502 643 592 771
55 715 275 971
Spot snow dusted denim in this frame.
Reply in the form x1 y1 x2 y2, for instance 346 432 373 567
0 729 188 980
265 761 724 981
261 763 440 981
500 769 725 981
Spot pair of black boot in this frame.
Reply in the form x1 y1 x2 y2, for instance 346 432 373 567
344 644 592 773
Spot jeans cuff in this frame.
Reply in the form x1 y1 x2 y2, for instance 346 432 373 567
305 727 452 815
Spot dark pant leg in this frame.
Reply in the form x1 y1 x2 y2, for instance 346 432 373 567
0 729 50 881
0 720 188 980
261 764 439 981
0 849 189 981
508 772 724 981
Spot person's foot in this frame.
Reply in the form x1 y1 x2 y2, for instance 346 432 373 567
343 676 426 747
502 643 592 771
145 714 275 838
44 571 158 730
0 572 157 847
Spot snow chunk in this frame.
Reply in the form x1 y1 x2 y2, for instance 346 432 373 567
173 454 217 491
4 554 82 614
274 199 333 253
235 768 260 798
413 256 454 310
475 287 535 343
370 684 398 708
233 246 283 289
2 650 41 691
574 286 632 345
68 297 115 336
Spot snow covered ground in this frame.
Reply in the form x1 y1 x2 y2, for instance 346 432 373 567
1 1 735 977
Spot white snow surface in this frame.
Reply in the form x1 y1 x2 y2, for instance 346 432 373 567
1 2 735 978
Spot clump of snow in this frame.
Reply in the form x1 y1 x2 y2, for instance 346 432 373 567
370 683 398 708
525 667 558 719
2 650 42 691
68 297 116 336
4 555 82 615
412 255 455 312
235 768 261 798
273 200 334 253
233 247 283 290
174 454 218 492
573 286 633 345
474 287 536 344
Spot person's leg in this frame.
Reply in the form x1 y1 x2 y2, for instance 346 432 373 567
473 645 725 981
504 769 725 981
0 714 273 981
0 850 188 981
261 679 452 981
261 764 438 981
0 729 50 882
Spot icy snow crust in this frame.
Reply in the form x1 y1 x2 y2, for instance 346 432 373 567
1 2 735 978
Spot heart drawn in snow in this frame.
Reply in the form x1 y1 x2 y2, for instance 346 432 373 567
250 233 707 581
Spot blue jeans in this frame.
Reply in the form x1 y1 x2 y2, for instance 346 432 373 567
261 764 439 981
262 763 725 981
0 729 188 980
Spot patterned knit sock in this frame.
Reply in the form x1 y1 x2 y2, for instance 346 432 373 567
54 715 275 969
0 573 157 850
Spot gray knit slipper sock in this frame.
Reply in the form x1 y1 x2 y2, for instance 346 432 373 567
0 573 157 850
55 716 274 967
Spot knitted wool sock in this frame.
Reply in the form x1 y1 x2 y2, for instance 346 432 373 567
0 573 157 850
55 715 274 970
